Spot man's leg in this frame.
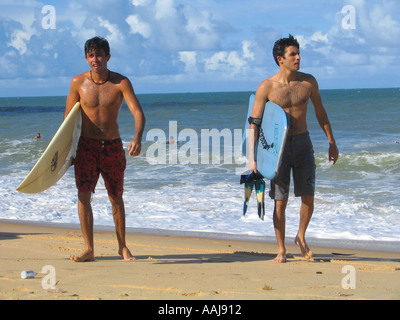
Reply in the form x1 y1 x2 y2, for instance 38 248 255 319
295 195 314 259
109 193 135 261
70 191 95 262
273 199 288 263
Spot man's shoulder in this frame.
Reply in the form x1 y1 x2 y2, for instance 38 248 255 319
258 76 276 89
110 71 126 80
71 72 88 83
296 72 317 83
109 71 131 85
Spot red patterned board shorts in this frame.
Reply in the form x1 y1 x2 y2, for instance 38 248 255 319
74 137 126 199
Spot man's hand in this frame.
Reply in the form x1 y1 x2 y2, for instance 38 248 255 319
128 139 142 157
329 143 339 165
248 159 257 174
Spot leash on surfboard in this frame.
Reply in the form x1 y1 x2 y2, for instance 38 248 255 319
240 170 265 220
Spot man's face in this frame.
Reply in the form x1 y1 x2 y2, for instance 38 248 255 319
280 46 300 71
85 49 110 72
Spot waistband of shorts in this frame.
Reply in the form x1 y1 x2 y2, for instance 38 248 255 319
79 136 122 145
286 131 310 142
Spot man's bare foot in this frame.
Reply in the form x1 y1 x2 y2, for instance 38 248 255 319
70 250 95 262
295 236 313 259
119 247 136 261
272 252 287 263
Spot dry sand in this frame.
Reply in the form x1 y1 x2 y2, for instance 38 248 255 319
0 220 399 301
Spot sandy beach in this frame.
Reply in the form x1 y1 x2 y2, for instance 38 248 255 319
0 220 399 301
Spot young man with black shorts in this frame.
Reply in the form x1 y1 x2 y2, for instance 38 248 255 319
249 35 339 263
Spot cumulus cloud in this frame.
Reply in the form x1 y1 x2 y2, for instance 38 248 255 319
0 0 398 96
126 14 151 38
98 17 124 45
293 0 400 85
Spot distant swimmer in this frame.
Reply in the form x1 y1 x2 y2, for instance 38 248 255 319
156 136 178 145
34 133 41 139
395 141 399 144
166 136 176 144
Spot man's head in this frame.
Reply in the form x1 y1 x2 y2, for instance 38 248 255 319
273 34 300 66
84 37 110 58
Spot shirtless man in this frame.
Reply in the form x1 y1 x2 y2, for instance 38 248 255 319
64 37 145 262
249 35 339 263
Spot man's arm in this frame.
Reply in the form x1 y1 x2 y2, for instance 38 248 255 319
64 76 81 120
248 80 270 172
309 77 339 165
121 78 146 157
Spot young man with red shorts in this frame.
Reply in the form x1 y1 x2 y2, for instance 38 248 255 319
64 37 145 262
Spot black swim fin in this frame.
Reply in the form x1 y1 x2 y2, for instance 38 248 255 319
243 180 254 216
240 170 254 215
240 170 265 219
255 178 265 220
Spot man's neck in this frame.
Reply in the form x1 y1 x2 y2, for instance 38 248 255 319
90 69 110 85
277 68 298 84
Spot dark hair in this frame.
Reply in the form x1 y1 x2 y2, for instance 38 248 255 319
84 37 110 57
272 34 299 66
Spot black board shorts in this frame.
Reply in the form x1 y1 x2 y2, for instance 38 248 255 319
269 131 316 200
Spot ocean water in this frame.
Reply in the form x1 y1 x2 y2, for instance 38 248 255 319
1 89 400 244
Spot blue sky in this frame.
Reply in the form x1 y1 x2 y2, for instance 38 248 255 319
0 0 399 97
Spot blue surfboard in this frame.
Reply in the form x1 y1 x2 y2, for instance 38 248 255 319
242 94 289 180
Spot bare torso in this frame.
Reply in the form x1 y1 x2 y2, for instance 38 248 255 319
74 71 125 140
266 72 313 135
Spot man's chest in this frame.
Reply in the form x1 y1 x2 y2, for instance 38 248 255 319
80 83 122 108
270 82 311 108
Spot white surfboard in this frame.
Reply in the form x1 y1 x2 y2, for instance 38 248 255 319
17 102 82 194
242 94 289 179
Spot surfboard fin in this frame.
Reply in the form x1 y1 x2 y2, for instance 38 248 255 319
240 170 265 219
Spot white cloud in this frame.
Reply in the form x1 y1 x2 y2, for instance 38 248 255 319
1 4 37 55
131 0 152 6
296 31 328 50
155 0 177 20
204 41 254 77
98 17 124 45
7 29 32 55
126 14 151 38
0 0 399 95
183 7 219 51
242 40 255 60
179 51 197 72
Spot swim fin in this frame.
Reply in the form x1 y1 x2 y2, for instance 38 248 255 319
240 170 254 216
243 180 255 215
255 179 265 220
240 170 264 219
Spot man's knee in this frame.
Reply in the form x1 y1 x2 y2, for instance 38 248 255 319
301 195 314 207
108 191 124 205
78 191 92 204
